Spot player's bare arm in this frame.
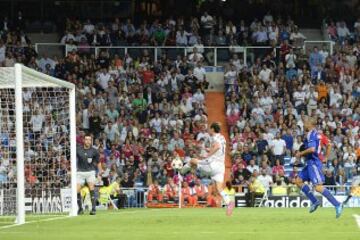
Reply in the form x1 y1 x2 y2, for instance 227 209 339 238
190 141 220 166
324 142 332 163
203 142 220 158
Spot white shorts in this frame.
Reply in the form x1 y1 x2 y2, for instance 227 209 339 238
197 159 225 183
77 171 96 185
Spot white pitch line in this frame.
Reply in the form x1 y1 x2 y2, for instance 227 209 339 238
353 214 360 229
0 215 70 231
0 209 161 231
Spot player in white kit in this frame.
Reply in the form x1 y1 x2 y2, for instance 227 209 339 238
189 122 234 215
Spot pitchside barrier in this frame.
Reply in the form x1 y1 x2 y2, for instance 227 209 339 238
234 185 360 208
3 184 356 213
33 41 333 67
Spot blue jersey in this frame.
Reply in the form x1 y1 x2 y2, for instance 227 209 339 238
299 129 324 185
304 129 321 164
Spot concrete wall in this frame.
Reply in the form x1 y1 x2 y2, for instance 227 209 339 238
205 66 224 92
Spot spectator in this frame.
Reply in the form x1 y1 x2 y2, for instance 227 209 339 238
336 21 350 45
290 27 306 47
309 46 323 75
327 21 337 41
272 159 285 176
272 179 287 196
269 133 286 165
324 169 336 186
247 159 259 174
121 172 135 188
188 47 204 65
257 169 273 190
200 12 215 35
246 175 265 207
285 48 297 69
0 162 8 183
0 40 5 66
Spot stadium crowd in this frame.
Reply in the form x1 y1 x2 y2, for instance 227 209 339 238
226 18 360 199
0 15 215 202
60 12 305 47
0 13 360 207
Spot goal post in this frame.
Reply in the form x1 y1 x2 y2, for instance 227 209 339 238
0 64 77 226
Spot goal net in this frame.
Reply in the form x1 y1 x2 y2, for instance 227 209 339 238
0 64 77 227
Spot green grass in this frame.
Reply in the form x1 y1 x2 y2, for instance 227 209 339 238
0 208 359 240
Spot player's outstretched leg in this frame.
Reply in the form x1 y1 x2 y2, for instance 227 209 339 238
218 185 230 205
295 177 320 213
215 180 233 216
343 194 352 205
303 184 321 213
181 159 196 175
314 185 343 218
224 181 235 216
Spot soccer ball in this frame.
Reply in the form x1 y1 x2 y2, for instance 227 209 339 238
171 157 183 170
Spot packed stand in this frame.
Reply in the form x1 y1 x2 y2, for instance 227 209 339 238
60 13 306 48
224 29 360 203
0 14 220 207
2 40 216 206
0 18 72 194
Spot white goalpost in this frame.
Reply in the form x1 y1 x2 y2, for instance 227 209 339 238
0 64 77 226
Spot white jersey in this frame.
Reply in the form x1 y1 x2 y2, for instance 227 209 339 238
208 133 226 165
197 133 226 183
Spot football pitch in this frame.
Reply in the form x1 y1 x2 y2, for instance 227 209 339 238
0 208 359 240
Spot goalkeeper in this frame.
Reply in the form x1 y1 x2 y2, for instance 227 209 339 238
76 134 103 215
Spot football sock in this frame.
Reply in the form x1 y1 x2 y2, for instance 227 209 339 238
220 190 229 205
77 193 82 210
343 194 352 205
301 184 318 204
322 188 340 207
90 190 96 211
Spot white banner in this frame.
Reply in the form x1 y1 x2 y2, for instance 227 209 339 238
28 191 62 214
265 196 320 208
60 188 72 213
235 195 322 208
322 195 360 208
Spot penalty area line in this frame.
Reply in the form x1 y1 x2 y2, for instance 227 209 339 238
353 214 360 229
0 215 70 231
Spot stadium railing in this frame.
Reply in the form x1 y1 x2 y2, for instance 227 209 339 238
33 42 334 66
118 187 148 209
94 184 358 209
303 40 335 55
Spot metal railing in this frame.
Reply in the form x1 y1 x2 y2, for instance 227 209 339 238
303 40 335 55
33 41 335 66
118 187 148 209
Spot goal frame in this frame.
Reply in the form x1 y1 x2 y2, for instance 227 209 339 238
1 64 78 224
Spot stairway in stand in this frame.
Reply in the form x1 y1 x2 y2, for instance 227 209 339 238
205 92 231 182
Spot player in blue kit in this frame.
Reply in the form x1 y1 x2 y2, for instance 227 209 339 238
295 116 343 218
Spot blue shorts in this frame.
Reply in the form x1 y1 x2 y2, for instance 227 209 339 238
298 161 324 185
